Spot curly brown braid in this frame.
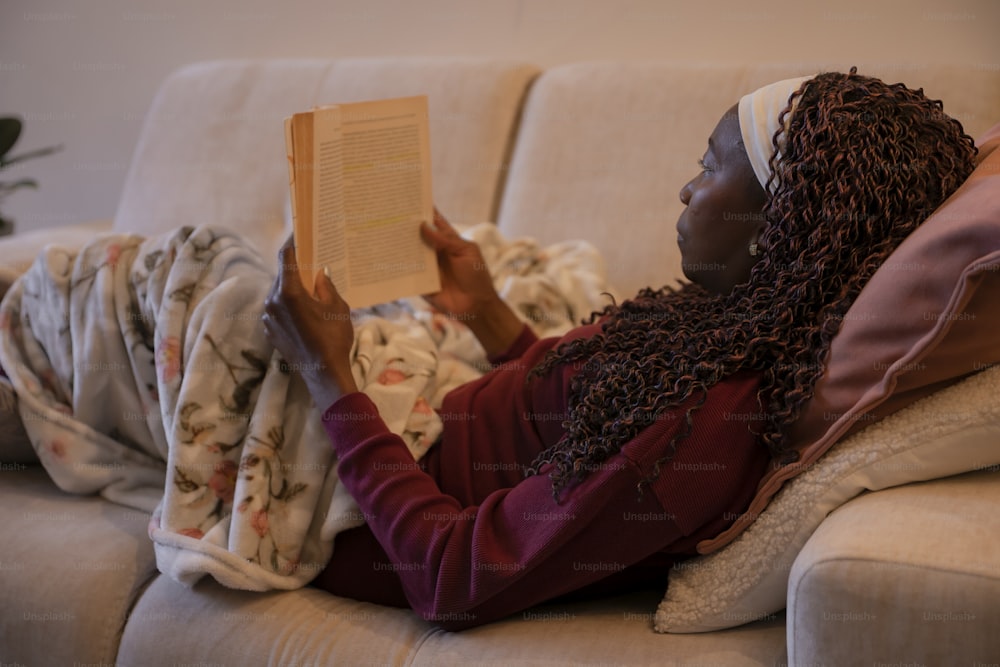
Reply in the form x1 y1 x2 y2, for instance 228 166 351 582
525 68 978 500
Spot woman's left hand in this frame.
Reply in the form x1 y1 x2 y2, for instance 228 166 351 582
263 237 359 409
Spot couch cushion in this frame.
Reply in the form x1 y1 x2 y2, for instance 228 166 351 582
407 590 786 667
0 219 113 287
117 579 786 666
117 574 436 666
0 467 157 665
114 58 538 264
788 468 1000 665
496 62 1000 297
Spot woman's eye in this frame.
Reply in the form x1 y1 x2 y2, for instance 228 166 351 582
698 158 712 172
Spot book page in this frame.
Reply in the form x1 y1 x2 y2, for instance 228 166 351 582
337 96 440 308
286 106 348 296
311 108 348 292
286 95 440 308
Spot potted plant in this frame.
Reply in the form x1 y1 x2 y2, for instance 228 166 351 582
0 116 61 236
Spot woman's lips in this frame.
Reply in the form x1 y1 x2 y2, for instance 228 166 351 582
676 213 687 244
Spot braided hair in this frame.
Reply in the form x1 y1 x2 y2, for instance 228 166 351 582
525 68 978 499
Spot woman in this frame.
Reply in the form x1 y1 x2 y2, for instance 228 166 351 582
262 69 977 630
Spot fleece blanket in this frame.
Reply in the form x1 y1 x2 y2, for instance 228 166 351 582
0 223 613 591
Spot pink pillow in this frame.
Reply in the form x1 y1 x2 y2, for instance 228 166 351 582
700 121 1000 554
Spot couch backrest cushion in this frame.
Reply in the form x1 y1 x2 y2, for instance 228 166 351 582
114 58 538 264
496 62 1000 297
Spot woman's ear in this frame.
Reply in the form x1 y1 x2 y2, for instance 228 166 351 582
748 223 766 258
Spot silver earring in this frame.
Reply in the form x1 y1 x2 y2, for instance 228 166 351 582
749 242 759 257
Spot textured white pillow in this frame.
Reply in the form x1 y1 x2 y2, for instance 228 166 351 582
655 363 1000 633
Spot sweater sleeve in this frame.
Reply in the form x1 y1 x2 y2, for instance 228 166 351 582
321 392 684 630
486 323 538 366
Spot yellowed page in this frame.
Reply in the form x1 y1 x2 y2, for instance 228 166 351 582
309 107 348 294
286 96 439 306
336 95 440 308
286 106 349 296
285 114 313 293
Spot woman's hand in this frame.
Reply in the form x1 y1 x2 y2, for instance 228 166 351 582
421 209 525 357
263 237 359 409
420 209 499 319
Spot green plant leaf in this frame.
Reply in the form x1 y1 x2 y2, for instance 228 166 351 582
0 178 38 195
0 117 22 159
0 145 62 169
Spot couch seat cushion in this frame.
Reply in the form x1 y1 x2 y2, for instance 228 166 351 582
407 590 786 667
117 580 786 666
117 575 435 666
788 468 1000 665
0 466 157 664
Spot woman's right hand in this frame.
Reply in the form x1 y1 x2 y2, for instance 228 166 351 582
420 209 525 357
420 209 498 319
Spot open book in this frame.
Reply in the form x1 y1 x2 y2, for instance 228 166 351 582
284 95 440 308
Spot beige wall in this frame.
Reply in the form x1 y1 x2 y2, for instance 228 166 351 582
1 0 998 233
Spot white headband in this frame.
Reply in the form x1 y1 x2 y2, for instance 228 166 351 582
738 76 813 192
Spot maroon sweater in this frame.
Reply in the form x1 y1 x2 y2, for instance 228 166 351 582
313 323 769 630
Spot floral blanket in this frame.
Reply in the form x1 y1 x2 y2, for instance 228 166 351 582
0 223 613 591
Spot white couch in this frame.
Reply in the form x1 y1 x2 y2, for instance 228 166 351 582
2 57 1000 666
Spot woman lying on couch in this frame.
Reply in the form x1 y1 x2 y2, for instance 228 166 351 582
263 69 977 629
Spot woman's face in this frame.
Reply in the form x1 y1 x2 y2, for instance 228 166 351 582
676 104 767 295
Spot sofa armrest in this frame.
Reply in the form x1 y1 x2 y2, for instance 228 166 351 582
0 219 113 284
787 468 1000 665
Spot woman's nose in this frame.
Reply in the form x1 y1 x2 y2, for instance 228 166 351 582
679 180 693 205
